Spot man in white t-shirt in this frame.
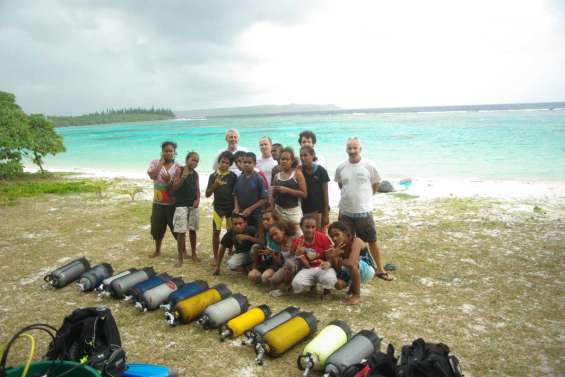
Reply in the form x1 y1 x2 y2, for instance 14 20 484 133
299 130 327 169
256 136 278 185
334 137 393 282
212 129 248 176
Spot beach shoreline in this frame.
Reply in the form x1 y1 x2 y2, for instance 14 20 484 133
27 165 565 203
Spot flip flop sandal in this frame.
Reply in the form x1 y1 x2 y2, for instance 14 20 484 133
375 272 394 281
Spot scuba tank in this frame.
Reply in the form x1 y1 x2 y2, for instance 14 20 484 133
160 280 209 311
108 267 156 299
219 305 271 341
96 268 137 295
124 273 172 302
244 306 300 345
322 329 381 377
255 312 317 365
165 284 231 326
134 277 184 312
298 321 352 376
197 293 249 329
77 263 114 292
44 257 90 288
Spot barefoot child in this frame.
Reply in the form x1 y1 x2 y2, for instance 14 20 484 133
328 221 376 305
205 151 237 267
214 213 257 276
291 215 336 299
248 209 280 285
172 151 200 266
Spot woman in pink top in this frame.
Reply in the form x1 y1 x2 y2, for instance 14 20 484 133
147 141 180 258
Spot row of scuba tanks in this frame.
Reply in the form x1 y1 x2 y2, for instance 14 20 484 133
44 257 382 376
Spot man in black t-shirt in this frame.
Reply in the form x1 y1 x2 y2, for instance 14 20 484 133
300 145 331 230
213 213 257 275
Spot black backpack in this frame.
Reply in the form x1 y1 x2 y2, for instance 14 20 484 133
343 343 398 377
46 307 126 377
396 338 463 377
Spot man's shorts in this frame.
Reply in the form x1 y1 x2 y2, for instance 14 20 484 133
150 203 175 240
338 212 377 242
173 207 199 233
212 210 232 231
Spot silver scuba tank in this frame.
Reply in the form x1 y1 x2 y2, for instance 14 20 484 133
96 268 138 295
134 277 184 311
197 293 249 329
108 267 155 299
244 306 300 345
44 257 90 288
77 263 114 292
322 329 381 377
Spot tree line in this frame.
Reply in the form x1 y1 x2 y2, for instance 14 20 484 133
49 107 175 127
0 91 65 178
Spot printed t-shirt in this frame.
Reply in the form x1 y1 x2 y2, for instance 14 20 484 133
148 159 180 205
292 230 332 267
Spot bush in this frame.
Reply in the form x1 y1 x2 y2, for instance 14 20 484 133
0 160 24 179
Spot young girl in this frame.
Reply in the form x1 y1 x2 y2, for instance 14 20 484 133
248 208 280 285
328 221 376 305
271 147 307 232
300 146 330 231
147 141 180 258
171 151 200 267
205 151 237 266
266 220 298 297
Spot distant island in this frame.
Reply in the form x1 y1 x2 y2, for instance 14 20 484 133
177 101 565 119
176 104 341 118
49 108 175 127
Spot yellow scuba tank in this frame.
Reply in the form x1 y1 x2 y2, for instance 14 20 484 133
219 305 271 341
165 283 231 326
255 312 317 365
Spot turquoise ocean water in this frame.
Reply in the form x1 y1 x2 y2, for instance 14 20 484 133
44 110 565 181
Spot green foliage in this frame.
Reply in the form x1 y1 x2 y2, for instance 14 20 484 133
0 91 31 168
117 186 144 201
49 107 175 127
27 114 66 172
0 160 24 179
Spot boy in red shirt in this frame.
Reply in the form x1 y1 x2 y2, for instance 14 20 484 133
291 215 337 298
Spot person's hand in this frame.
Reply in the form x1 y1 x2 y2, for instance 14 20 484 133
320 261 331 270
214 176 225 187
192 199 199 209
162 169 172 183
329 242 346 258
235 234 248 242
295 239 305 256
260 248 273 256
181 166 189 178
233 207 240 215
242 208 253 218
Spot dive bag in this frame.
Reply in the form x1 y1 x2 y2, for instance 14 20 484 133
396 338 463 377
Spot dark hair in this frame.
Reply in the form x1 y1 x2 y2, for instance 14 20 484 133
280 147 298 168
262 207 278 220
231 212 248 222
272 143 283 149
185 151 199 160
300 214 318 227
244 152 257 163
217 151 233 164
299 145 319 162
270 220 295 238
328 221 352 238
161 141 177 151
233 150 246 161
298 130 316 145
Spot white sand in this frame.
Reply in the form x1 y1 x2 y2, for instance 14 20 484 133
28 166 565 203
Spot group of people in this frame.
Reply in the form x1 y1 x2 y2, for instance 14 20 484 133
147 129 393 305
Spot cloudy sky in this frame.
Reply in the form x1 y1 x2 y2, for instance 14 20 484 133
1 0 564 115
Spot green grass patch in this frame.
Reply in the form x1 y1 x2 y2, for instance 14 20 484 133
0 174 111 204
391 192 419 200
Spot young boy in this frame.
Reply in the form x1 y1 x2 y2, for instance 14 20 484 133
291 215 336 298
205 151 237 267
172 151 200 267
233 152 268 228
214 213 257 275
298 130 327 168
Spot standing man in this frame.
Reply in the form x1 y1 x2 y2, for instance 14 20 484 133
256 136 278 186
213 129 248 175
334 137 393 281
